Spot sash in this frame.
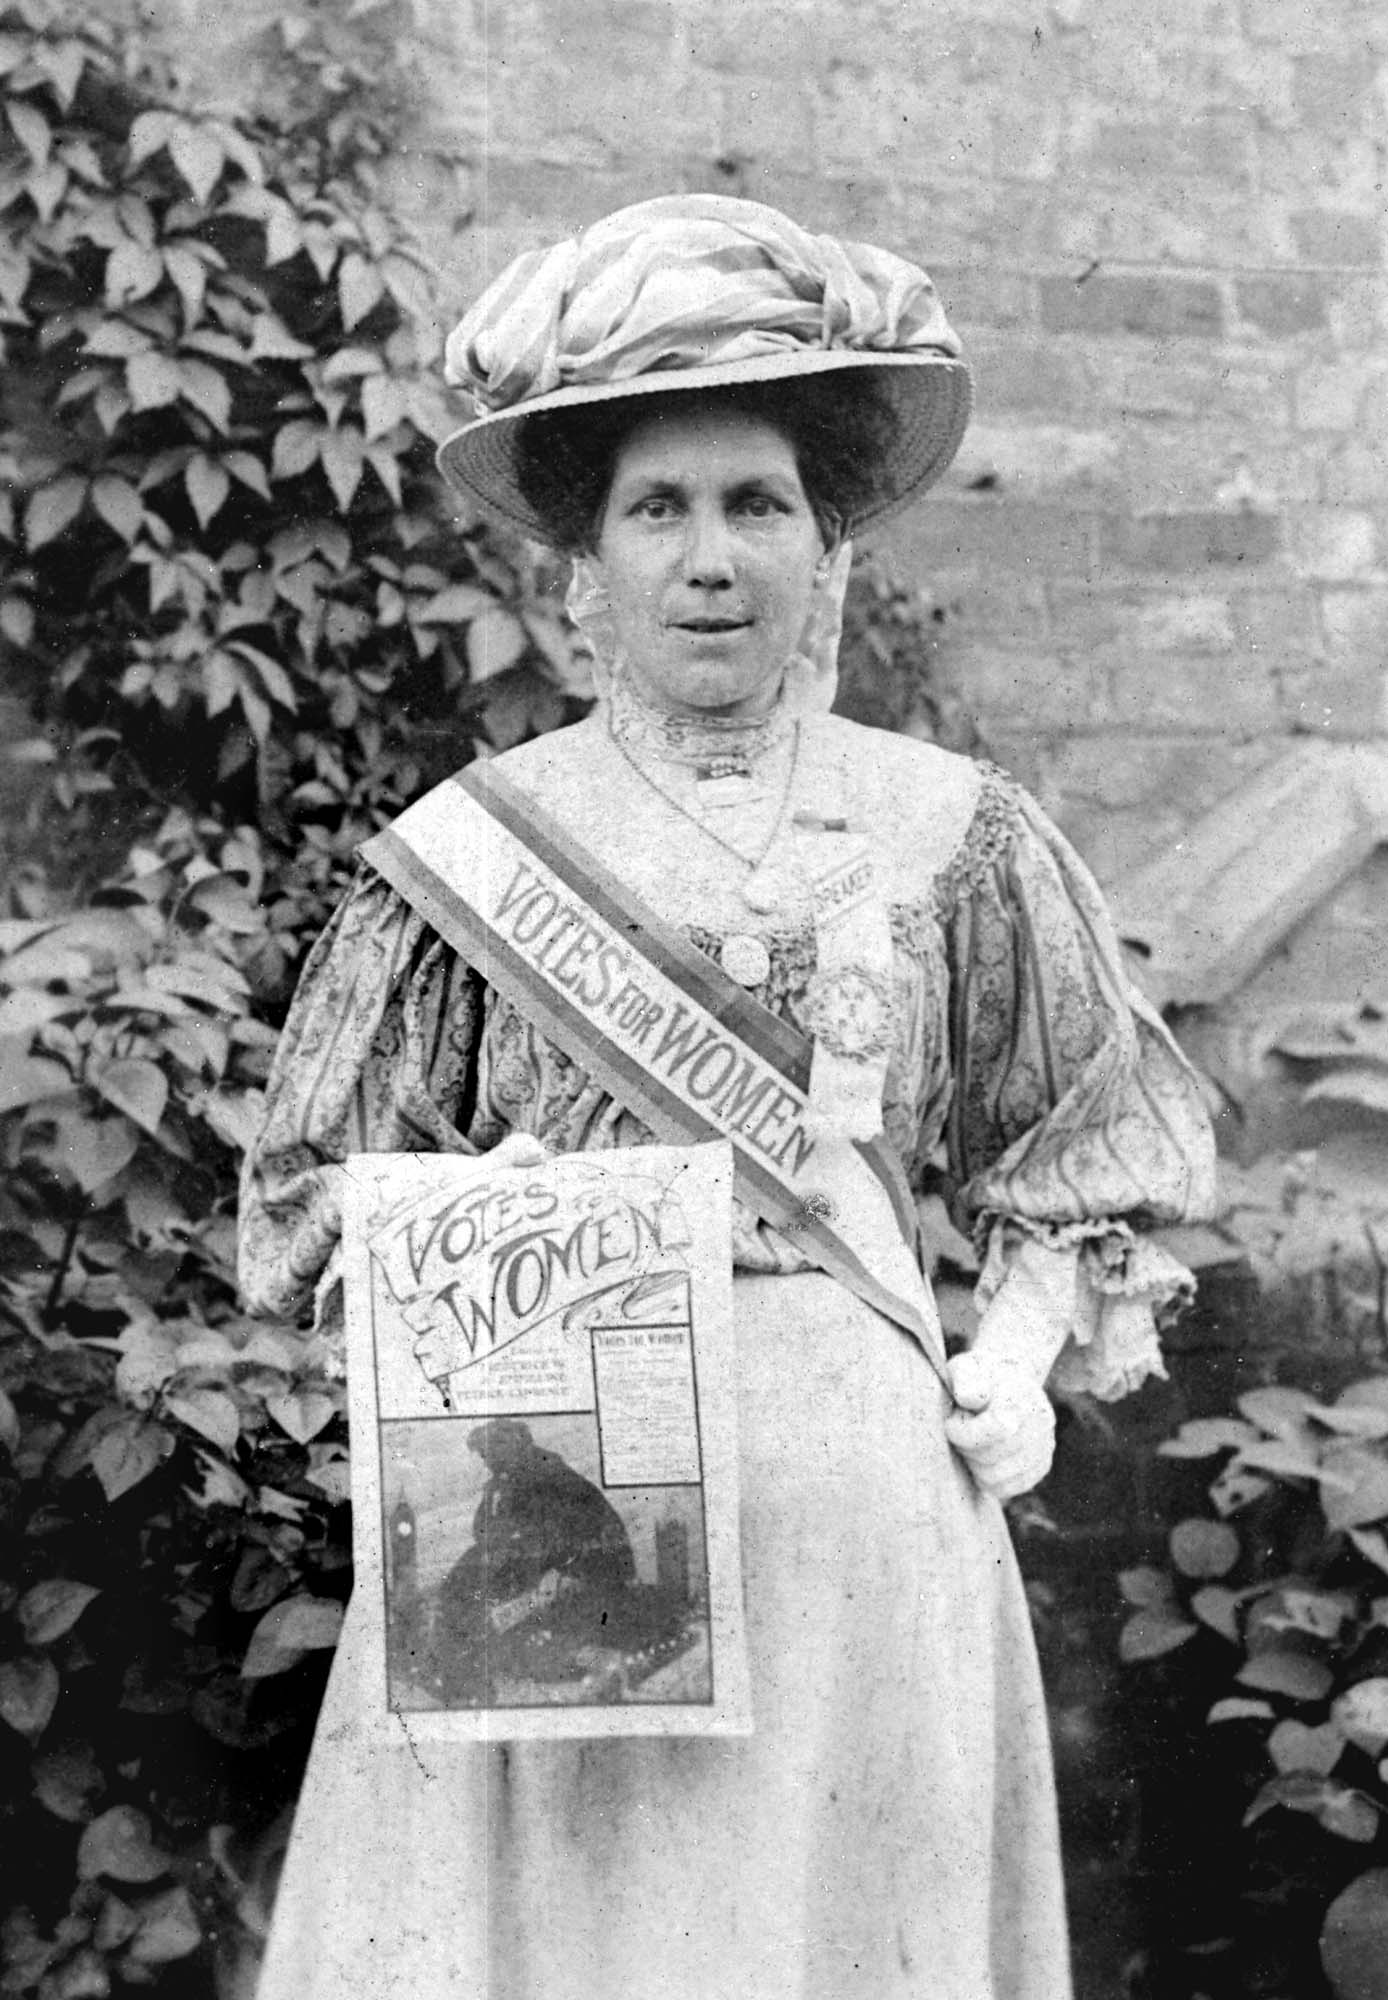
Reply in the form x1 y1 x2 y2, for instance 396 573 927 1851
361 763 950 1388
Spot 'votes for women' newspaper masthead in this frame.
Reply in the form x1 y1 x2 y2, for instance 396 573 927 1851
341 1143 750 1740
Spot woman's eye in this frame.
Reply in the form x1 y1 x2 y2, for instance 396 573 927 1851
735 494 783 520
632 495 679 522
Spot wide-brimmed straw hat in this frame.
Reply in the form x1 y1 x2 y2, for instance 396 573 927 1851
437 194 972 543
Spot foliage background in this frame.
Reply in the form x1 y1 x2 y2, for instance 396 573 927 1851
0 8 979 1994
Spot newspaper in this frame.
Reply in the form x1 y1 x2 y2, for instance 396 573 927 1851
340 1141 751 1739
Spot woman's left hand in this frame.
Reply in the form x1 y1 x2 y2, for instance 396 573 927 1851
944 1350 1056 1501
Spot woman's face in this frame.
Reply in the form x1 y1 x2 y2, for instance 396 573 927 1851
592 405 829 718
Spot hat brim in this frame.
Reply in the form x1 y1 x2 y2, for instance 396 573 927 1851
435 349 973 545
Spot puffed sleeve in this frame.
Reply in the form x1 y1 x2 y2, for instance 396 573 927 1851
942 771 1216 1399
237 865 483 1326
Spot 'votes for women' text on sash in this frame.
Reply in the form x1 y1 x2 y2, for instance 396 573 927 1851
361 762 950 1389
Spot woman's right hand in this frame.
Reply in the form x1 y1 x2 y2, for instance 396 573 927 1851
485 1132 551 1170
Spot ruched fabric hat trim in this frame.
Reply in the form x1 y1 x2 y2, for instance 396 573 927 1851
435 194 974 543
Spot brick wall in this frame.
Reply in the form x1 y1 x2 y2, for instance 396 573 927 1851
156 0 1388 885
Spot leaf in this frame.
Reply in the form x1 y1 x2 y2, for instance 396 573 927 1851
1117 1565 1174 1609
467 605 527 681
1238 1386 1318 1438
1119 1610 1198 1662
1191 1586 1241 1643
1236 1436 1327 1482
338 252 384 329
248 312 314 361
77 1805 171 1883
104 240 163 308
266 1390 336 1443
32 1741 105 1821
177 360 231 431
90 475 144 541
8 99 51 165
1350 1528 1388 1576
1159 1416 1263 1459
0 1052 73 1113
127 1883 202 1963
127 110 176 165
26 475 87 550
271 420 323 479
185 454 230 530
162 1388 240 1455
1320 1868 1388 2000
361 372 406 439
1208 1696 1274 1723
126 351 181 410
0 1655 59 1738
1269 1719 1345 1776
188 872 262 931
58 1112 140 1192
186 1447 250 1510
168 121 223 205
1210 1463 1274 1517
241 1594 344 1677
90 1416 164 1501
1170 1518 1240 1579
1320 1790 1382 1843
1237 1650 1335 1703
1335 1679 1388 1755
91 1058 167 1137
1322 1451 1388 1532
19 1581 101 1647
319 426 364 510
224 450 271 499
416 582 492 626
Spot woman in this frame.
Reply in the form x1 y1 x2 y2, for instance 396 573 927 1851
240 194 1215 2000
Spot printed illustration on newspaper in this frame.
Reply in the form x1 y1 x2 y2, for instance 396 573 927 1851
341 1142 750 1739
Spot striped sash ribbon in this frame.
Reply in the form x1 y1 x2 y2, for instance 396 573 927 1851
361 762 949 1388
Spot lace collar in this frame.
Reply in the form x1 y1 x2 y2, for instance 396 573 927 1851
605 671 795 776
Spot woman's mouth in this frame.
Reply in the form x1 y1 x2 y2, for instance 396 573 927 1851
671 617 751 634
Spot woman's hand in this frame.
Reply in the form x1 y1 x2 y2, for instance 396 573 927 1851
486 1132 551 1170
944 1350 1057 1502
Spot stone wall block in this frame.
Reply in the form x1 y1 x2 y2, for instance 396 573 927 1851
963 332 1098 416
1039 272 1225 340
1233 274 1331 337
1294 358 1385 430
1290 210 1384 268
887 499 1100 579
1104 653 1281 730
1067 116 1256 189
1102 510 1281 575
947 423 1120 503
1046 182 1298 270
1287 510 1380 582
1088 351 1291 428
717 75 816 170
930 267 1037 331
1278 664 1388 736
1320 587 1388 659
952 644 1114 731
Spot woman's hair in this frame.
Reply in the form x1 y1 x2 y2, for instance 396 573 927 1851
512 371 901 553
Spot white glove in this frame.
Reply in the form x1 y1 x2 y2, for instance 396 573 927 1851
944 1349 1056 1501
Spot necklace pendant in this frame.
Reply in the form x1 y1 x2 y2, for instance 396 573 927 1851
722 933 772 988
743 861 796 914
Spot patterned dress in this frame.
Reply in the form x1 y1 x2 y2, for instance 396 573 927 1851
240 701 1213 2000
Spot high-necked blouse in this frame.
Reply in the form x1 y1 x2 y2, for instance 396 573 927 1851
238 699 1215 1401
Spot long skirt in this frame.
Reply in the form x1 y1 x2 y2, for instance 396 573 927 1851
255 1273 1072 2000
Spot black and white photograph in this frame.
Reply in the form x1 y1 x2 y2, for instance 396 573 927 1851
2 1 1386 1997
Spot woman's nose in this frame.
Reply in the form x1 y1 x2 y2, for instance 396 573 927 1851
681 506 735 586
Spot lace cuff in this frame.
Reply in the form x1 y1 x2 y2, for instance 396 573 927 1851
975 1215 1194 1402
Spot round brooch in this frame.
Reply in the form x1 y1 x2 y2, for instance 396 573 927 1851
722 933 772 988
802 964 896 1062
